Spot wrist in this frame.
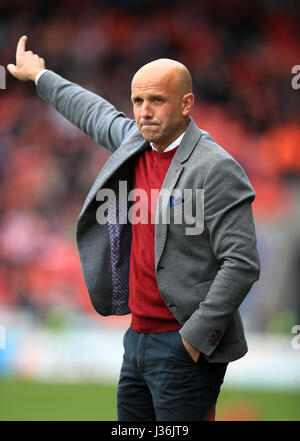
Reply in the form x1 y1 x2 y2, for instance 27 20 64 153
181 336 200 363
34 68 47 85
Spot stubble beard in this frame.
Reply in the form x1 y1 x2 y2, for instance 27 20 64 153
139 123 162 143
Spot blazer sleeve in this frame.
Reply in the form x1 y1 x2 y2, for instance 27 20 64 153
36 70 136 152
180 156 261 357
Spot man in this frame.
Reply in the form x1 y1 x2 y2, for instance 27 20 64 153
8 36 260 421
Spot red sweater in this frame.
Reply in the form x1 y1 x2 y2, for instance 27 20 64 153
129 146 181 333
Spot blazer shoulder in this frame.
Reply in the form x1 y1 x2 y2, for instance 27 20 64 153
197 129 238 166
191 129 253 190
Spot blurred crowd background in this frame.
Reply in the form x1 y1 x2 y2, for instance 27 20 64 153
0 0 300 420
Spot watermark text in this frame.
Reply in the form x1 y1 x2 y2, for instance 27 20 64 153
95 183 204 235
291 325 300 350
291 65 300 90
0 65 5 89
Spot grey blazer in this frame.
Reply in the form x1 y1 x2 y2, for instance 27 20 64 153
37 70 260 363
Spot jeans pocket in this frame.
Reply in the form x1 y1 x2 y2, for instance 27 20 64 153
176 331 200 365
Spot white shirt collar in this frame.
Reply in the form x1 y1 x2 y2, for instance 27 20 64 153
150 132 185 152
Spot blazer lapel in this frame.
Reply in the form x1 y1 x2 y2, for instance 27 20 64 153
174 117 203 165
155 118 202 268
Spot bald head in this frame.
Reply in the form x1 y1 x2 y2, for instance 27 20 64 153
132 58 193 97
131 58 194 151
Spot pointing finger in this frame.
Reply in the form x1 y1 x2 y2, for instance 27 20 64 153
16 35 27 59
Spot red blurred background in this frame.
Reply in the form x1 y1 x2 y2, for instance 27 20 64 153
0 0 299 334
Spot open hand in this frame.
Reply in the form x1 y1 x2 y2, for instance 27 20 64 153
7 35 45 82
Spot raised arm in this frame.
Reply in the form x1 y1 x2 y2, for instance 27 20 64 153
7 36 135 152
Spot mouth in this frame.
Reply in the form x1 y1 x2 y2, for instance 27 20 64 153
141 123 159 129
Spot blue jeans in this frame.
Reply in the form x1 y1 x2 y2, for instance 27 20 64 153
117 328 228 421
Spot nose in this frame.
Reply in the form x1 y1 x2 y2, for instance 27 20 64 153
140 101 154 119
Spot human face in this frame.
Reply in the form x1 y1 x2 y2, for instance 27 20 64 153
131 72 191 151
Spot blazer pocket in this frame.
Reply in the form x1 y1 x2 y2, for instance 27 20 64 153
192 279 214 302
170 197 192 224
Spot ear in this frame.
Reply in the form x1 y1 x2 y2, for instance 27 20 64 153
182 93 194 116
